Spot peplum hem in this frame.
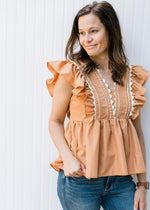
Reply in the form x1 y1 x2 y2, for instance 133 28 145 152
50 118 146 179
131 65 150 120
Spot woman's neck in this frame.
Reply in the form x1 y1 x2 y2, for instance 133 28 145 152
90 54 109 71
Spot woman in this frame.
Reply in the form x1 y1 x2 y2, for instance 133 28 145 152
46 1 149 210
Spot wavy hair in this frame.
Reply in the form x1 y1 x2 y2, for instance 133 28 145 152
65 1 129 85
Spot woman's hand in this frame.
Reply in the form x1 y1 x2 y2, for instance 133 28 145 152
63 154 86 177
134 186 147 210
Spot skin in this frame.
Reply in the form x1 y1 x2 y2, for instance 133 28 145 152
49 13 147 210
78 13 109 70
132 115 147 210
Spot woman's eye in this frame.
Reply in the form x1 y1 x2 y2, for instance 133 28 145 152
79 32 84 35
91 30 98 33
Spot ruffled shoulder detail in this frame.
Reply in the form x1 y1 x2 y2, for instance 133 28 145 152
46 60 85 97
131 65 150 120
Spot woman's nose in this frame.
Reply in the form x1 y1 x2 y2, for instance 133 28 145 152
85 33 92 42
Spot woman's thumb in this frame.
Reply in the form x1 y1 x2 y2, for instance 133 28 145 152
80 164 86 175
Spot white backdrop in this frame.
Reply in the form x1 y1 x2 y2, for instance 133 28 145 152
0 0 150 210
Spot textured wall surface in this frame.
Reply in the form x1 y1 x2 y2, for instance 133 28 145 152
0 0 150 209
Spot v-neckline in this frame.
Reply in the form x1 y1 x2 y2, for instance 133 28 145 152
96 68 115 91
95 68 117 119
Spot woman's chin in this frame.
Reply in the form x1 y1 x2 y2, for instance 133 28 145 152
87 52 98 57
87 50 108 58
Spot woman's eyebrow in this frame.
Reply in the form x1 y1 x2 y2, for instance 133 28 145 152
79 26 100 31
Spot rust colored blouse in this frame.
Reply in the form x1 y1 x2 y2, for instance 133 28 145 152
46 60 150 179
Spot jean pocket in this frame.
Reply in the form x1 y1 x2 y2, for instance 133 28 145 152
68 175 88 183
112 175 134 189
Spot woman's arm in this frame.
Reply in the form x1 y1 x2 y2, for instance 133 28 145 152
49 74 73 160
132 113 146 182
49 74 86 177
132 112 147 210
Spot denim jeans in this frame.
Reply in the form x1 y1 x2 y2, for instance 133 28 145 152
57 169 138 210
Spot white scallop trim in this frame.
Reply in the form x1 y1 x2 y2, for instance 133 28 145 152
126 65 134 118
96 68 116 118
113 83 117 118
95 70 112 118
115 84 120 118
126 68 130 118
129 65 134 117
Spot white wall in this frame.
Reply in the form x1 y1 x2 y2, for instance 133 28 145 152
0 0 150 210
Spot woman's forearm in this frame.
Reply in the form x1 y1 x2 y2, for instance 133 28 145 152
49 119 73 160
137 133 147 182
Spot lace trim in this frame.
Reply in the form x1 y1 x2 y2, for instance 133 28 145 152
129 65 134 117
113 83 117 118
96 68 116 119
95 70 112 118
126 65 134 118
115 84 120 118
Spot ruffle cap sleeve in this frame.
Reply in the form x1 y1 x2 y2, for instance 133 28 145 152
131 65 150 120
46 60 85 97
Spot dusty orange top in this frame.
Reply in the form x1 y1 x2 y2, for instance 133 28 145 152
46 60 150 179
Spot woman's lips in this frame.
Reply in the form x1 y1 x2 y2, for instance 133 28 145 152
85 44 97 49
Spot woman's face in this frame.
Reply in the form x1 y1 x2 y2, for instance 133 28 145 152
78 13 108 58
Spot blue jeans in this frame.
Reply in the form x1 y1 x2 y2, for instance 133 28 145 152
57 169 138 210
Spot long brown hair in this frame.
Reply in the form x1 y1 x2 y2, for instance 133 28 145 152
65 1 129 85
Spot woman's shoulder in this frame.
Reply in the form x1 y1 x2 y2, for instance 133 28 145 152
129 64 150 85
129 64 150 120
47 59 84 74
46 59 85 97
